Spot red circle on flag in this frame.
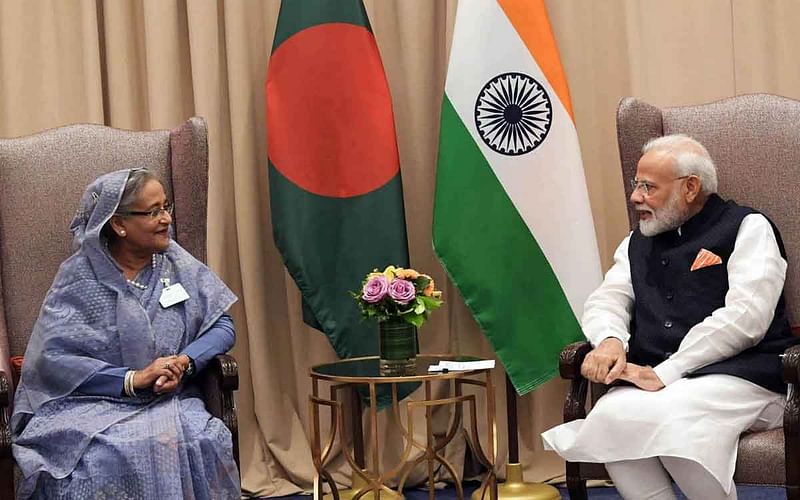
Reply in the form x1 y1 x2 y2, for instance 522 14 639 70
267 23 400 198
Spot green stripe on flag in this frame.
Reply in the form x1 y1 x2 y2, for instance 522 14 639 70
269 163 409 359
433 97 583 394
272 0 372 50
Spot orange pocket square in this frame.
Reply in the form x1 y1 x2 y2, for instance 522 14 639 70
691 248 722 271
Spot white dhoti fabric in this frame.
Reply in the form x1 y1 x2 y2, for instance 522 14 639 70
541 374 785 495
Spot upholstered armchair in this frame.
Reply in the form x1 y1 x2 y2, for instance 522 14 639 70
559 94 800 500
0 118 239 498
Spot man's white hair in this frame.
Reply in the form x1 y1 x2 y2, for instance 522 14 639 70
642 134 718 194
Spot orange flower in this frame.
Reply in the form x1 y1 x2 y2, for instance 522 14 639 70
422 275 436 297
395 268 420 280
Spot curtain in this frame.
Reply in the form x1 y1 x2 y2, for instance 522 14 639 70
2 0 800 495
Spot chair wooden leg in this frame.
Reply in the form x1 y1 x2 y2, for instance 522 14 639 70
566 461 587 500
566 477 587 500
0 456 14 499
787 485 800 500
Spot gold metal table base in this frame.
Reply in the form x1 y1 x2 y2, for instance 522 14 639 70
471 464 560 500
323 472 404 500
309 355 498 500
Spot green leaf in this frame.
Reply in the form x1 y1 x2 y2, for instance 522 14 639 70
403 312 425 328
398 304 414 314
415 276 431 293
418 296 443 310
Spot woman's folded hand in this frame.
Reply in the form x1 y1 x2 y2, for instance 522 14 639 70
133 355 184 394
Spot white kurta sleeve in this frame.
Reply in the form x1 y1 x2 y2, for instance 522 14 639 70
653 213 787 386
581 234 635 350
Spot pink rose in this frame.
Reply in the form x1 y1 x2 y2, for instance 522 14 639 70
388 278 416 304
362 275 389 303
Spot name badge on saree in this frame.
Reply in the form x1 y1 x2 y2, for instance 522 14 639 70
159 283 190 308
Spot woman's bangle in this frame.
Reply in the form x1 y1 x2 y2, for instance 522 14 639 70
124 370 137 397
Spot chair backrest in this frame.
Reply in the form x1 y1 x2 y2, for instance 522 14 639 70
0 118 209 359
617 94 800 326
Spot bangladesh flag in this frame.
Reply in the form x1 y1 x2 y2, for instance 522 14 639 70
433 0 602 394
266 1 410 364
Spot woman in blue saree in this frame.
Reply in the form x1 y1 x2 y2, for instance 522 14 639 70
11 169 240 499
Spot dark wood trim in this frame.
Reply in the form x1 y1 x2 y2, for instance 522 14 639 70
199 354 240 471
1 371 14 499
783 345 800 499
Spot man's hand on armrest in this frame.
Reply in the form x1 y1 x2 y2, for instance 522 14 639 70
581 337 627 385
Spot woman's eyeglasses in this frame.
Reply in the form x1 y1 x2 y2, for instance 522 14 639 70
116 202 174 219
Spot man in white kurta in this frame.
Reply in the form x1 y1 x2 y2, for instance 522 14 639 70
541 135 794 500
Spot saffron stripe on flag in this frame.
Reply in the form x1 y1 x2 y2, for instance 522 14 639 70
497 0 574 120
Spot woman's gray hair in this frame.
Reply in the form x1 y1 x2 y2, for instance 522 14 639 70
117 168 161 213
642 134 718 194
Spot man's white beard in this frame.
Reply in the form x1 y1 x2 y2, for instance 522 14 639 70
636 190 689 237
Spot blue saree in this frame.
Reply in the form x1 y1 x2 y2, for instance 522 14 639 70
11 170 240 499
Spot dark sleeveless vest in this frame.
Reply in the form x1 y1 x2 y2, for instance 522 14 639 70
627 194 797 393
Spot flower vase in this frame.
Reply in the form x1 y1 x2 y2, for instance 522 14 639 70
379 318 417 376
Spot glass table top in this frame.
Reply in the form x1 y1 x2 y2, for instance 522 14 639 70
310 354 489 382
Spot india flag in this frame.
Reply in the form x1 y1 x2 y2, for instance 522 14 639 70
433 0 602 394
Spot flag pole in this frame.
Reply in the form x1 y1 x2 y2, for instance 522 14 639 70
472 373 560 500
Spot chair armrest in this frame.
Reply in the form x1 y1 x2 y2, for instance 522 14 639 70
559 341 592 379
197 354 239 469
0 370 8 408
560 341 592 422
1 370 11 459
784 344 800 386
204 354 239 392
198 354 238 422
783 345 800 495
